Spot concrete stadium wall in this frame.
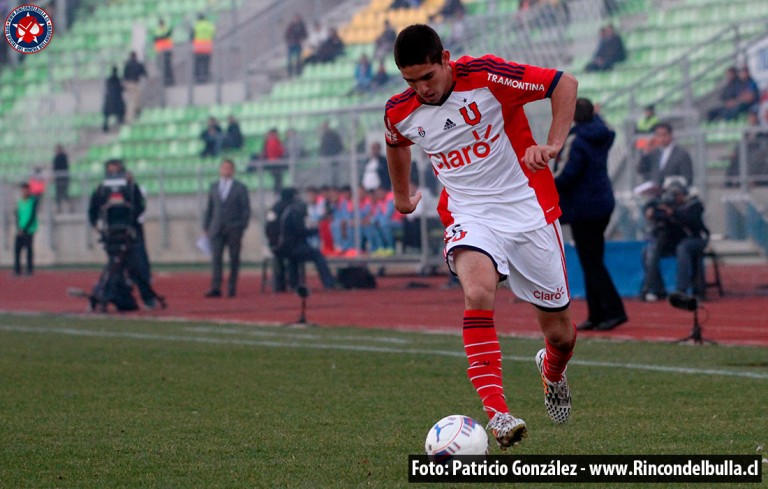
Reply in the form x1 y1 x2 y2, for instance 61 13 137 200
0 195 271 267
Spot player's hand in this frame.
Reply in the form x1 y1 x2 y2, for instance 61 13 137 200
394 191 422 214
522 145 560 172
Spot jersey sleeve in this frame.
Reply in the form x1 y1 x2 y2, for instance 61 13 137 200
478 53 562 106
384 113 413 148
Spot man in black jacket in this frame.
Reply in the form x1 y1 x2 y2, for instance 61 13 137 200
553 99 626 331
266 187 336 292
640 178 709 301
88 159 157 309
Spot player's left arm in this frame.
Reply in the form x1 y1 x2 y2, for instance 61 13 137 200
522 72 578 172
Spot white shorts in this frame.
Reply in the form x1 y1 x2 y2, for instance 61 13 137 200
444 220 570 311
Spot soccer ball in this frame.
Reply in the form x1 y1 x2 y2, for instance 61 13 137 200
424 415 488 456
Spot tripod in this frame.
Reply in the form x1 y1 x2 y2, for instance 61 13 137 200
285 285 316 327
669 293 716 345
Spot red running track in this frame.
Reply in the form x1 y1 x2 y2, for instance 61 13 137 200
1 265 767 346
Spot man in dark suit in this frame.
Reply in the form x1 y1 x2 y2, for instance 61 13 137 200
203 159 251 297
637 122 694 189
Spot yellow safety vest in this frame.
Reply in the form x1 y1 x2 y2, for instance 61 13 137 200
154 25 173 52
193 20 215 54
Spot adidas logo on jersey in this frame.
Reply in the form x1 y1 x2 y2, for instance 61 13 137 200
443 118 457 131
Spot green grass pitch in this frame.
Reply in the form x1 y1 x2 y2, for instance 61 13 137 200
0 313 766 488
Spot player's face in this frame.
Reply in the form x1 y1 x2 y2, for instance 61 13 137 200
399 50 452 104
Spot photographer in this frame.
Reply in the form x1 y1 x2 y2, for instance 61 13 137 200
640 178 709 302
88 159 158 310
266 187 337 292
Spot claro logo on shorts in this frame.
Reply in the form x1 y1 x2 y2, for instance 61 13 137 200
429 124 500 170
534 286 565 301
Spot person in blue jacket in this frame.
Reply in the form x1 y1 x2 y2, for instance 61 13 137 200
553 98 627 331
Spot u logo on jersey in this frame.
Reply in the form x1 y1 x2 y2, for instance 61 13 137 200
459 102 481 126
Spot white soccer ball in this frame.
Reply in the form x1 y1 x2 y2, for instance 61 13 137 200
424 415 488 456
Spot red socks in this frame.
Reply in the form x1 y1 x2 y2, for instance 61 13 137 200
542 324 577 382
463 310 508 420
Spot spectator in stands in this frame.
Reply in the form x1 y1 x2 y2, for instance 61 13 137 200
285 128 304 161
585 24 626 72
27 166 46 198
102 66 125 132
304 27 344 64
52 144 71 213
262 128 287 191
266 187 337 291
708 66 760 121
553 98 627 331
640 178 709 302
192 13 215 84
14 183 38 276
319 121 344 186
122 51 147 124
635 104 659 134
374 20 397 63
351 53 373 94
357 187 380 253
390 0 423 8
706 67 740 121
262 128 285 161
284 14 308 77
517 0 540 11
637 122 694 189
222 115 244 150
371 60 390 88
725 109 768 187
203 159 251 298
316 185 337 255
154 18 174 86
200 117 224 157
330 186 354 254
303 185 324 249
304 20 326 61
372 187 399 256
362 142 391 191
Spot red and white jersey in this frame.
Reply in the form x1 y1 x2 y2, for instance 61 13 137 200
384 54 563 232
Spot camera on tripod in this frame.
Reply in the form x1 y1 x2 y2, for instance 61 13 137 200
98 169 137 250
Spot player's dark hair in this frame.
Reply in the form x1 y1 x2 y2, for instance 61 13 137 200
394 24 444 68
653 121 673 134
573 98 594 123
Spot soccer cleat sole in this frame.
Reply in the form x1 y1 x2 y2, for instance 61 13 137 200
494 422 528 450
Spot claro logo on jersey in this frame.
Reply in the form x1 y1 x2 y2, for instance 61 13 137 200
534 286 565 302
487 73 544 91
429 124 500 170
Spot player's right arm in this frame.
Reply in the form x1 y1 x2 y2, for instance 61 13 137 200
386 144 422 214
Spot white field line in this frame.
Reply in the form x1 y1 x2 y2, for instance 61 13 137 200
2 324 767 380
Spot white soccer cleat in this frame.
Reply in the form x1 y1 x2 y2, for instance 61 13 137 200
535 348 572 424
486 412 527 450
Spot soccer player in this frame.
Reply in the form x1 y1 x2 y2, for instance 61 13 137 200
384 24 578 449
